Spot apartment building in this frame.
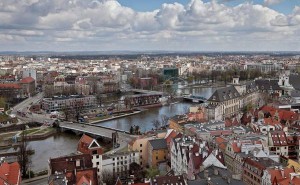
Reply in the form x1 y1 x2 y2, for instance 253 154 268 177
148 139 168 167
102 151 139 178
42 95 96 112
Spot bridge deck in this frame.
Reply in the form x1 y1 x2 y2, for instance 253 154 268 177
131 89 164 95
59 122 132 140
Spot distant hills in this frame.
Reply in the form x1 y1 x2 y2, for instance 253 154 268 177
0 50 299 58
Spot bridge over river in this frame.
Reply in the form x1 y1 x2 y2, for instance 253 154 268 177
59 122 134 146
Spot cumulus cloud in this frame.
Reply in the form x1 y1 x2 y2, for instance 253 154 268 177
0 0 299 51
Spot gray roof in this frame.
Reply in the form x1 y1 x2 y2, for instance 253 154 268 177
208 85 240 102
188 166 245 185
289 74 300 90
255 79 281 91
290 90 300 97
244 81 259 94
149 138 167 150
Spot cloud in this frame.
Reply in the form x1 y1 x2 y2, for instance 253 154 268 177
0 0 299 51
264 0 284 6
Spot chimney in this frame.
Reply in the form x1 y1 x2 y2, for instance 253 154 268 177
214 168 218 175
204 170 209 179
281 168 284 178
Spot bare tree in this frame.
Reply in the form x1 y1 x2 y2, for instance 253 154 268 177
74 100 84 121
18 125 32 177
152 119 160 130
61 106 72 121
44 85 54 98
160 115 169 128
101 170 115 185
96 94 104 107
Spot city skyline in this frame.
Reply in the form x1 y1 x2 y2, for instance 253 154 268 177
0 0 299 52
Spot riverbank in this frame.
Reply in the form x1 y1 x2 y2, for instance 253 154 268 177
0 126 56 149
88 110 142 124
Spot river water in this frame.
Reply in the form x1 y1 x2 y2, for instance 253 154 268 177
29 133 79 172
96 87 216 132
18 86 216 172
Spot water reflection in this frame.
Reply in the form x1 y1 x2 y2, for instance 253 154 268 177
29 133 80 172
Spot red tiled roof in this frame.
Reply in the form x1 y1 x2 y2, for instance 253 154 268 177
268 167 294 184
215 137 227 151
264 118 281 127
165 130 178 145
79 134 93 145
0 83 21 89
278 176 300 185
0 162 21 185
76 175 90 185
232 142 241 153
76 169 98 185
20 76 35 84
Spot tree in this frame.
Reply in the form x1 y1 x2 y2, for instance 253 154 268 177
134 125 140 135
243 103 253 114
146 167 160 178
74 100 84 121
18 125 32 178
152 119 160 130
129 162 145 183
96 94 104 107
101 170 115 185
160 115 169 128
130 126 134 134
0 97 6 110
61 106 72 121
44 85 54 98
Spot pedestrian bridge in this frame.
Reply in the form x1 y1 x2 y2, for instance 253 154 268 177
59 122 132 140
182 95 207 103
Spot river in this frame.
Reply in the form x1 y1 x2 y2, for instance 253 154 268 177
17 86 217 172
29 133 79 172
96 87 216 132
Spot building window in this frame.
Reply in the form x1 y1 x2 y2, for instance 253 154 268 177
96 162 99 165
140 144 143 147
156 156 158 160
140 150 142 153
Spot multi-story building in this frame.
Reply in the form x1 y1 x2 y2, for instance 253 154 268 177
20 77 35 97
101 151 139 178
77 134 103 181
261 166 300 185
148 138 168 167
243 157 279 185
48 153 98 185
42 95 97 112
128 136 152 167
0 83 23 102
267 131 299 159
207 85 241 120
169 115 188 133
170 135 226 179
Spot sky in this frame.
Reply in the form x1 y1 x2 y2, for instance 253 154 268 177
0 0 299 52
